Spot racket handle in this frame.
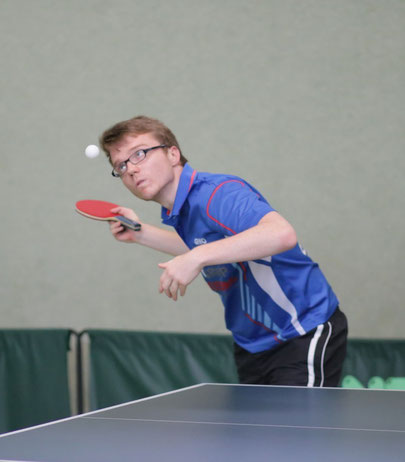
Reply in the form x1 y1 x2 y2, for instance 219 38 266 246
116 216 141 231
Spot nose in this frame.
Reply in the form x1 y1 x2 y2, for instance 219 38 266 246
126 161 141 176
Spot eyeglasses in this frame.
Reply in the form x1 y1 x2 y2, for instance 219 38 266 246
111 145 166 178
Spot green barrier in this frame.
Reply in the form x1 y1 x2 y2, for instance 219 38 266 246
86 330 239 411
0 329 73 433
3 330 404 433
340 339 405 390
87 332 405 411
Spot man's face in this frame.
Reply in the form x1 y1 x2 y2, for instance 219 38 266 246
109 133 177 205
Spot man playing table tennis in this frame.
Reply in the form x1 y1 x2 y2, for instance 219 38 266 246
100 115 348 387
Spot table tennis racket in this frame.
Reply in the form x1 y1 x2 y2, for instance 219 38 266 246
75 200 141 231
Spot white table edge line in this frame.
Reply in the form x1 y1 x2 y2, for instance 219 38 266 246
81 417 405 433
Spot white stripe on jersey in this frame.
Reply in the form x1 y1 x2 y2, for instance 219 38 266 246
234 264 247 312
248 260 306 335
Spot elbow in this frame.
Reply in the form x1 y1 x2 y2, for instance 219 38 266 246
259 212 298 254
281 226 297 252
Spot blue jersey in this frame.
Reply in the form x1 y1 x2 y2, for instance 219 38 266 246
161 164 339 353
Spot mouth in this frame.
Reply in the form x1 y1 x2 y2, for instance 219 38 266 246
136 179 146 188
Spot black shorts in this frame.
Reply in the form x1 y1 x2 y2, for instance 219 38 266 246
233 307 348 387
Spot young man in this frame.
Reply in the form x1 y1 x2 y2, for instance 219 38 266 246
100 115 348 387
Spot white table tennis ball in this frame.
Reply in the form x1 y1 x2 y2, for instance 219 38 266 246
85 144 100 158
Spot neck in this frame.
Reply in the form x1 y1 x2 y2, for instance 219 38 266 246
155 164 184 211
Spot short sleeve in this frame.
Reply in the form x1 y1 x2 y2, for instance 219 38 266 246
205 179 274 235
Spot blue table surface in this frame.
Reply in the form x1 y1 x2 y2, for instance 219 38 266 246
0 384 404 462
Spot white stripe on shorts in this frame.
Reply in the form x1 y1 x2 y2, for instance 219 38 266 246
319 322 333 387
307 324 324 387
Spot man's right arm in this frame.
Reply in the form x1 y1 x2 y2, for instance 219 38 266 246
109 206 189 256
135 223 189 256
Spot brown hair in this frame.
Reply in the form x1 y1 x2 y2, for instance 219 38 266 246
99 115 188 166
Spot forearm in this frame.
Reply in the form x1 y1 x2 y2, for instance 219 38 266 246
191 212 297 267
136 224 189 256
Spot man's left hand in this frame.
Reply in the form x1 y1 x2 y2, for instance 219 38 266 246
158 252 202 301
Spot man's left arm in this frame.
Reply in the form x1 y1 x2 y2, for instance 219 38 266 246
158 211 297 300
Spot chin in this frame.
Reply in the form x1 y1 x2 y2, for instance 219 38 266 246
135 189 156 202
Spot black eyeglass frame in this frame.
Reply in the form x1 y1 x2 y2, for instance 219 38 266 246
111 144 167 177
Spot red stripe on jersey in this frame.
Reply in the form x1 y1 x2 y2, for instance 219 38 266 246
188 169 197 191
206 180 248 280
207 277 238 292
244 313 283 344
239 262 247 280
206 180 246 235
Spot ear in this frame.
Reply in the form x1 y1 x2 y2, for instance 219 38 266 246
167 146 182 166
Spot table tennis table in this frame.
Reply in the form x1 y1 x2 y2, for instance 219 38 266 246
0 383 404 461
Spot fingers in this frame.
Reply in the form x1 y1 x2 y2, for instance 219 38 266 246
159 272 176 300
179 284 187 297
109 221 135 242
110 206 140 222
110 220 123 235
160 280 186 301
169 280 179 301
158 266 187 302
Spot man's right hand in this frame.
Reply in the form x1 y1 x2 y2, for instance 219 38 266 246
109 206 141 243
108 207 190 256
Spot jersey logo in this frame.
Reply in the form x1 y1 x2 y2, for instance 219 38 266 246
202 266 229 278
194 237 207 245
